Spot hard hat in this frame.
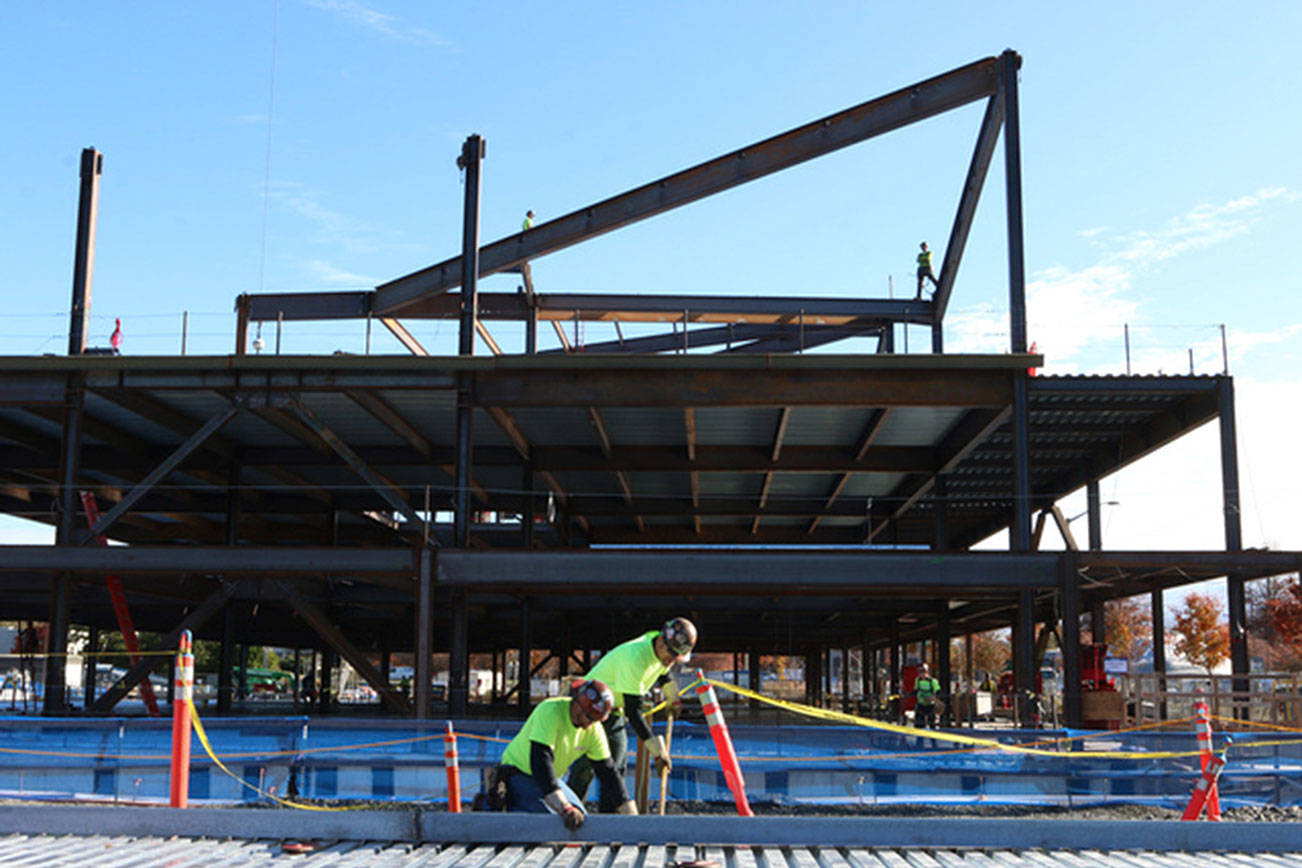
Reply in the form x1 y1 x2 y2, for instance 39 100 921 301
661 617 698 663
573 679 614 722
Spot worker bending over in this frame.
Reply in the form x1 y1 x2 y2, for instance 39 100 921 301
568 617 697 809
483 679 635 828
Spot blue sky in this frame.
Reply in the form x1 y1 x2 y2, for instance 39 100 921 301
3 2 1300 598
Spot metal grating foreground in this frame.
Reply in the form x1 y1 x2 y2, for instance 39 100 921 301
1 809 1302 866
3 834 1302 867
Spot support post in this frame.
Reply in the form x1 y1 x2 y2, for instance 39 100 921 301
1060 552 1082 728
68 148 103 356
1000 49 1027 354
1151 588 1167 720
1086 479 1102 551
415 549 433 719
1010 372 1031 551
217 605 235 714
1015 587 1035 727
889 618 901 722
1091 600 1106 645
518 596 533 719
454 135 484 549
449 592 468 717
938 606 952 726
1219 379 1248 712
522 460 535 550
748 648 761 712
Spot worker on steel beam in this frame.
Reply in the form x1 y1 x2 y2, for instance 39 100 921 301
523 209 535 231
479 678 635 828
567 617 697 809
916 241 940 299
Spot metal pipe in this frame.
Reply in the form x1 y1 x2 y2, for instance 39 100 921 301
181 311 188 355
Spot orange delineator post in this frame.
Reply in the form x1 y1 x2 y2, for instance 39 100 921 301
444 721 462 812
1194 698 1222 820
1181 746 1228 821
694 671 753 817
168 630 194 808
80 491 160 716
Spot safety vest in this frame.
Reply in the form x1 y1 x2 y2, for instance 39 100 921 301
915 676 940 705
917 250 933 269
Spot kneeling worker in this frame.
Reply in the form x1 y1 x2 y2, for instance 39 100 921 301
568 617 697 809
489 679 635 828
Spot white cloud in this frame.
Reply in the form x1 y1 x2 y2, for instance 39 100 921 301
1096 186 1288 265
300 0 450 47
302 259 379 286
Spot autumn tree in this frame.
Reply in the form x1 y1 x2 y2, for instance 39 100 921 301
1105 595 1154 666
951 630 1010 684
1170 593 1231 676
1247 574 1302 671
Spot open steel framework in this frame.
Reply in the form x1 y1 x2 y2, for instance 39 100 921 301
3 51 1297 728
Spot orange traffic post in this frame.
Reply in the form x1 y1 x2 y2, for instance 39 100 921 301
693 670 753 817
1182 737 1230 821
444 721 461 812
1193 697 1221 821
168 629 194 808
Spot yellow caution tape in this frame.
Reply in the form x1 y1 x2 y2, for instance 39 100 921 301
704 679 1212 760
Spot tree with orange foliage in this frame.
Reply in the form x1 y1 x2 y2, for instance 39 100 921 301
1104 596 1153 667
1170 593 1231 677
1247 574 1302 671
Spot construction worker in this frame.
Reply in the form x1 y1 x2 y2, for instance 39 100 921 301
916 241 939 299
567 617 697 810
482 679 635 828
523 210 535 231
913 662 942 728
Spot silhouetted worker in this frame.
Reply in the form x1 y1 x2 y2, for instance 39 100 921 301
916 242 939 299
523 210 535 231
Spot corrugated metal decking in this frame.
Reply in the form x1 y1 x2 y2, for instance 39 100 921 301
2 834 1301 867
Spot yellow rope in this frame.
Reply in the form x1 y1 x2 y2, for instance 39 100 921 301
704 679 1211 760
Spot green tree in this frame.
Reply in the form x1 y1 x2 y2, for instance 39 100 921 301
1170 593 1230 677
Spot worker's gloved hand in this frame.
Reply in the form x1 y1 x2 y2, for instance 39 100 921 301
617 799 638 815
648 735 672 774
561 804 585 830
653 755 672 776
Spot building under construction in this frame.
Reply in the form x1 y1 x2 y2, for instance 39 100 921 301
3 50 1298 728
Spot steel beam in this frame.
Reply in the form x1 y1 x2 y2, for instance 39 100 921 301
0 544 418 573
274 578 410 714
78 405 238 544
288 401 428 541
933 94 1003 322
89 581 238 713
374 56 1000 314
436 550 1059 591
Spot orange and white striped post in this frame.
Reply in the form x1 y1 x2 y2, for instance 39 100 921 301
168 630 194 808
1181 741 1229 821
1193 698 1222 820
694 670 753 817
444 721 462 813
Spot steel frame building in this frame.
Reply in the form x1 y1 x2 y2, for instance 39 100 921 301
3 51 1296 727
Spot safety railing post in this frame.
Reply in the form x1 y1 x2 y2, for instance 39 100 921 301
444 721 461 812
169 630 194 808
694 670 753 816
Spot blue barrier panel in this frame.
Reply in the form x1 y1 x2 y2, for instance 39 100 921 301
1 714 1300 808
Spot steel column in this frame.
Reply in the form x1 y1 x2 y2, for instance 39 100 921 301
933 474 949 551
1217 379 1249 701
1011 372 1031 550
518 596 533 719
1086 479 1102 551
217 605 235 714
449 591 468 716
888 618 901 721
67 148 103 356
1000 49 1027 353
415 549 433 719
938 606 952 725
83 626 98 709
748 648 761 711
1091 600 1106 644
1059 552 1082 728
457 135 484 355
1015 587 1035 727
1151 588 1167 720
522 460 534 550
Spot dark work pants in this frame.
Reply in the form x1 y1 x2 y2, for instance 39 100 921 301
504 769 586 815
566 711 628 810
